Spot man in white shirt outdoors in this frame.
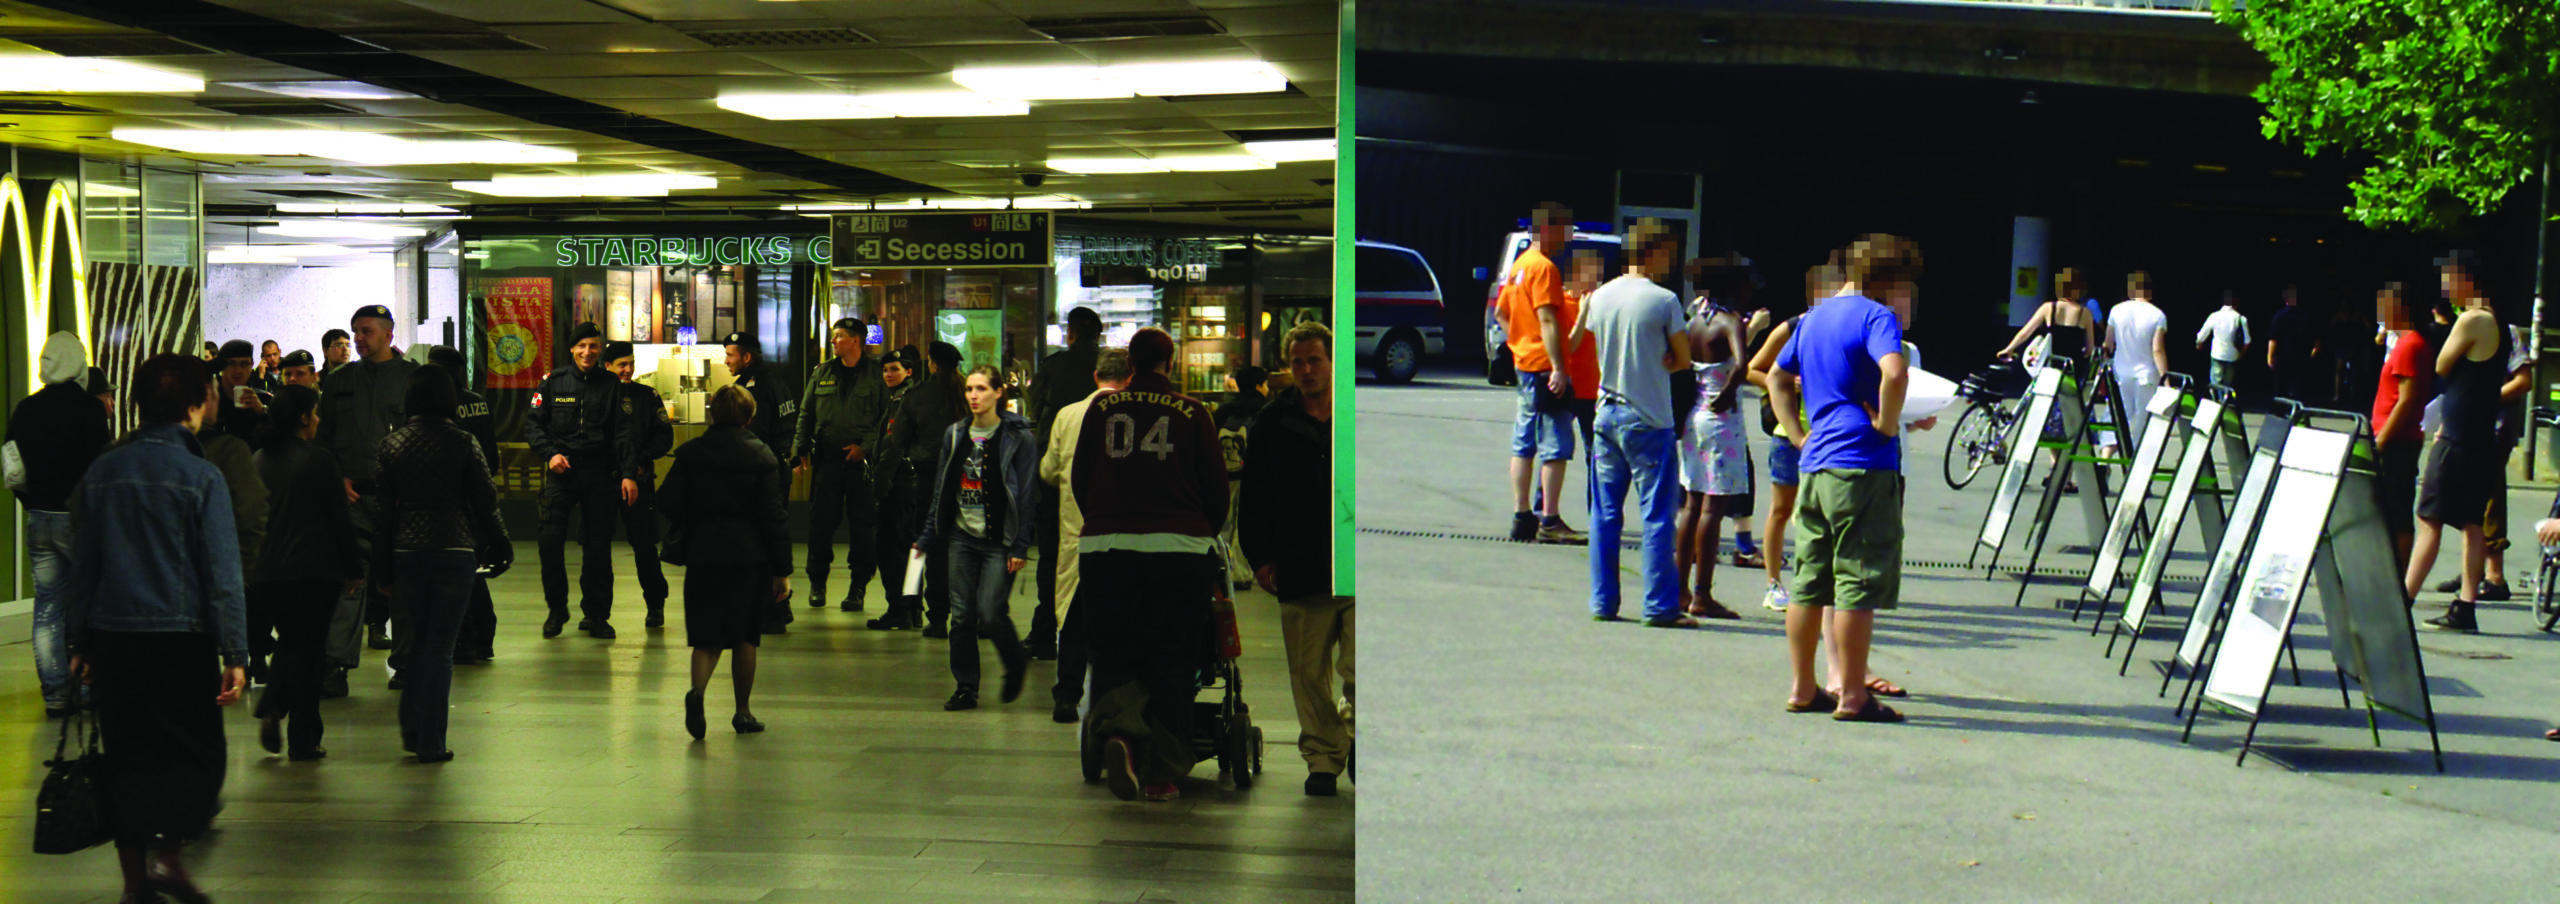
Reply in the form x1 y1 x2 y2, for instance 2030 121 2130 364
2105 271 2171 448
1574 218 1695 627
2196 291 2252 391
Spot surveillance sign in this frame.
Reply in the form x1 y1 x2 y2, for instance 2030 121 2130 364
831 212 1055 270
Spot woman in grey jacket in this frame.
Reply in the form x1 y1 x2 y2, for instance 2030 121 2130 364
914 366 1041 711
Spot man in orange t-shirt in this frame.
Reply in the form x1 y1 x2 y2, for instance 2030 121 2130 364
1499 203 1585 543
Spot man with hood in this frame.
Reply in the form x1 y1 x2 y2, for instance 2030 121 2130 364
8 332 114 716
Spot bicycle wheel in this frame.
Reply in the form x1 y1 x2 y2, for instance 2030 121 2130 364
1944 401 1999 490
2538 554 2560 633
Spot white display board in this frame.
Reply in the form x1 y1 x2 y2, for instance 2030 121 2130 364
2087 385 2187 597
2119 393 2232 658
2172 415 2291 674
2201 429 2350 717
1978 364 2064 557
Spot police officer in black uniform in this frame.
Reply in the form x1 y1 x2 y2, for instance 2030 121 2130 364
792 317 890 613
524 323 624 639
602 340 675 629
722 332 795 458
427 345 504 662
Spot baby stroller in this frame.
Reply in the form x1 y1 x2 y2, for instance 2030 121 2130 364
1079 547 1267 789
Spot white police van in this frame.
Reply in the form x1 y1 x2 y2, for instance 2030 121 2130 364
1354 239 1445 384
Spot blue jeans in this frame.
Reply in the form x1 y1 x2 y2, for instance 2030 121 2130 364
948 532 1027 693
394 550 475 758
1589 403 1681 620
27 510 74 709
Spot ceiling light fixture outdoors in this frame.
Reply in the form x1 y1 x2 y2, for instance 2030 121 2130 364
275 202 460 215
112 128 575 165
715 92 1027 120
260 220 429 240
1242 139 1334 163
0 54 203 93
451 173 719 197
953 60 1286 100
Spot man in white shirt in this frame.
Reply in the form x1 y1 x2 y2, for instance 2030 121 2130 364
2195 291 2251 390
2107 271 2171 445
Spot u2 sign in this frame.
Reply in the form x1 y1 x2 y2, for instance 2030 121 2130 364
831 212 1054 270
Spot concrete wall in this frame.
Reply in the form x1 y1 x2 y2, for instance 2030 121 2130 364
204 260 402 357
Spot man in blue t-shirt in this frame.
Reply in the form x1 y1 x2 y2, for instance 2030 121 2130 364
1575 218 1696 626
1769 233 1927 724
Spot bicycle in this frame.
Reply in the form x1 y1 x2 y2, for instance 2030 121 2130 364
2534 408 2560 633
1943 361 2029 491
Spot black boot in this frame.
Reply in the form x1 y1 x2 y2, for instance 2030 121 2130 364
644 600 665 629
543 607 569 638
807 578 827 609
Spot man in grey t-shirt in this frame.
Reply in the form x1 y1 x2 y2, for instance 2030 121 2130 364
1575 218 1695 627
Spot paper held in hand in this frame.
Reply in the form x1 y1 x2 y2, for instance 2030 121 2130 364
902 548 927 597
1900 366 1958 423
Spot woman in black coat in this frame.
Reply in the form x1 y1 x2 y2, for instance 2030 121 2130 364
373 366 508 763
659 384 794 739
251 384 364 760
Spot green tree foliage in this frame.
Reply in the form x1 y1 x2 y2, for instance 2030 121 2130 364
2215 0 2560 231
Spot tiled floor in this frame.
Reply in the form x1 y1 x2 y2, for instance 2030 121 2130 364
0 542 1351 903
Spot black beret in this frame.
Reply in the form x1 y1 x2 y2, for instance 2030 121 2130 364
720 331 759 355
426 345 465 371
602 340 635 362
83 366 109 395
281 349 315 368
568 322 603 345
217 339 255 362
831 317 865 336
351 304 395 325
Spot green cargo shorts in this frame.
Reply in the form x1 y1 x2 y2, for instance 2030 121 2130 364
1789 469 1904 611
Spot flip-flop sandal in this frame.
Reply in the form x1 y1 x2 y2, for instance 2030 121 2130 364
1866 677 1908 698
1833 697 1906 723
1786 689 1839 714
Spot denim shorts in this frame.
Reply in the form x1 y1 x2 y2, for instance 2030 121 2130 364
1768 437 1801 487
1511 373 1576 461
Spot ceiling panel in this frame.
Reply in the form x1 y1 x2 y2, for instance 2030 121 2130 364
391 0 638 25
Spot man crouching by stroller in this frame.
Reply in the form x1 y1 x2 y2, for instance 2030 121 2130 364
1075 327 1231 802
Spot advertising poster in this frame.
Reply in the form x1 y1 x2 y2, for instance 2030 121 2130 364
944 274 999 309
937 309 1003 373
481 277 553 389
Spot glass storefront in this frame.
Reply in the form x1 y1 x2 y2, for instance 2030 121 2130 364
454 222 826 496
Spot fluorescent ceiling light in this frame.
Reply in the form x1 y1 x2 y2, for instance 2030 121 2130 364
715 91 1027 121
1047 157 1169 175
83 183 140 198
230 80 418 100
0 54 203 93
924 198 1011 210
950 67 1129 100
451 173 718 197
216 243 352 257
1243 139 1334 163
952 61 1287 100
274 202 460 215
208 250 301 265
1010 196 1093 210
1155 153 1278 172
111 127 573 165
260 220 429 240
1104 61 1288 97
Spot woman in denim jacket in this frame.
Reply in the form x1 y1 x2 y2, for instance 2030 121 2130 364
62 353 248 904
914 366 1041 712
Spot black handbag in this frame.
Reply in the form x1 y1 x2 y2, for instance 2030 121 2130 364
34 703 111 855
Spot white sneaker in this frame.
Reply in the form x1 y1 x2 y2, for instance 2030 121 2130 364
1761 582 1790 611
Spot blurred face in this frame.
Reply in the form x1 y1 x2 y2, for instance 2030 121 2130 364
325 337 350 364
883 361 909 387
1570 252 1604 296
965 373 1000 415
831 328 862 362
1534 213 1572 251
609 356 635 381
285 364 318 388
723 345 751 376
2441 267 2483 307
261 343 280 368
352 318 393 360
571 337 602 370
1288 338 1332 401
2379 290 2409 331
221 357 253 389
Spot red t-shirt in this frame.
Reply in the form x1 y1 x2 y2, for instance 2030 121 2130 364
2372 331 2433 443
